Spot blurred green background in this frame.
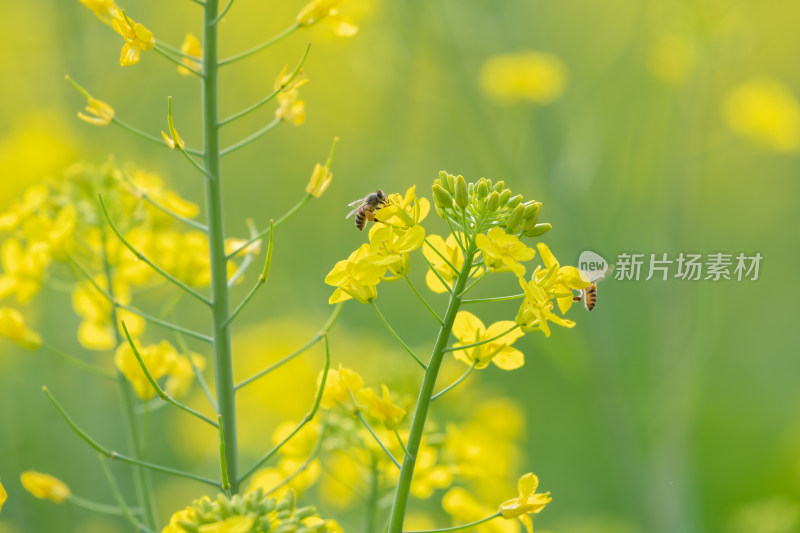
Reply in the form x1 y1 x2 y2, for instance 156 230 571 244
1 0 798 532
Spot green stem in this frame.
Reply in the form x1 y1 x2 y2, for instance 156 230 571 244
224 220 273 327
220 117 282 156
264 424 326 497
404 275 443 325
210 0 234 25
418 251 453 295
203 0 240 494
431 362 476 401
394 430 411 460
458 271 488 297
111 117 203 157
97 457 154 533
68 494 140 516
460 293 525 304
120 169 207 230
403 512 502 533
218 23 301 66
226 195 311 259
422 238 459 276
218 44 310 126
40 343 115 380
443 324 519 352
364 456 379 533
386 243 476 533
370 301 426 370
154 45 204 77
171 313 218 411
355 410 400 469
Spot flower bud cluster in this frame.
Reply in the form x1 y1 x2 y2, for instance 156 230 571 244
432 171 551 238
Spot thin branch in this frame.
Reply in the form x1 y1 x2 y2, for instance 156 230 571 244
219 44 310 126
186 0 205 5
180 148 215 180
431 362 476 401
224 220 274 326
44 387 220 488
354 410 400 469
121 322 219 428
461 293 525 305
40 343 115 380
443 324 520 353
422 238 460 276
218 24 301 67
370 301 426 370
111 117 203 157
154 39 197 60
171 312 217 411
68 494 141 516
419 251 454 295
394 429 412 460
238 335 331 483
235 303 342 390
404 275 443 325
458 270 488 297
98 457 154 533
263 425 325 497
403 512 502 533
119 171 207 231
154 45 204 77
211 0 235 25
226 195 310 259
98 195 211 306
220 117 282 156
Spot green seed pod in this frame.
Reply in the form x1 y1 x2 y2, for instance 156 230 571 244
454 174 469 208
432 184 454 209
506 204 525 231
493 180 505 192
507 194 523 209
486 190 501 212
499 188 511 206
476 179 490 199
523 201 541 224
526 222 552 237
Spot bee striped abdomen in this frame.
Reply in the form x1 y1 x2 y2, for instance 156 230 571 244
584 283 597 311
355 209 367 230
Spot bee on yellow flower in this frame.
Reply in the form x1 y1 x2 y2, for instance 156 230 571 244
111 10 155 66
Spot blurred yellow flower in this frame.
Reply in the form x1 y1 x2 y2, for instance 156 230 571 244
71 279 144 350
161 129 185 151
479 51 567 104
164 353 206 398
325 243 386 304
274 65 308 126
114 340 178 399
111 10 155 66
723 78 800 152
79 0 118 24
647 34 697 85
306 163 333 198
0 478 6 511
319 364 364 409
451 311 524 370
78 98 115 126
20 472 70 503
162 507 196 533
0 307 41 349
407 446 452 498
0 239 50 304
124 169 200 220
357 384 406 430
443 487 515 533
476 227 535 277
178 33 202 76
499 473 552 533
296 0 358 37
423 234 479 294
197 516 254 533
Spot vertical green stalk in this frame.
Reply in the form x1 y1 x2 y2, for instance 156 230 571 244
387 244 476 532
101 229 158 530
203 0 239 493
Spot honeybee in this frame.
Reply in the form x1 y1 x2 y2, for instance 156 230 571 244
572 266 612 311
346 190 388 231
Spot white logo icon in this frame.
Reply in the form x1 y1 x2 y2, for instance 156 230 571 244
578 250 610 282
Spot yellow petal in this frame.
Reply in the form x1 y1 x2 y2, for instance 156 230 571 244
326 12 358 37
425 269 450 294
536 242 558 269
452 311 485 342
492 347 525 370
486 321 524 345
120 42 141 66
518 473 539 496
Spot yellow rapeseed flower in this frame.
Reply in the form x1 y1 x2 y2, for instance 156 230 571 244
451 311 524 370
197 516 255 533
306 163 333 198
178 33 202 76
476 227 536 277
79 0 118 24
515 277 574 338
296 0 358 37
422 234 472 293
78 97 115 126
534 243 590 313
319 364 364 409
114 340 179 399
0 478 6 511
499 473 552 533
480 51 567 104
367 223 426 280
723 78 800 152
71 279 145 350
20 471 71 503
162 507 197 533
325 243 387 304
274 65 308 126
0 307 42 349
357 384 406 430
0 239 50 304
111 10 155 66
375 185 430 229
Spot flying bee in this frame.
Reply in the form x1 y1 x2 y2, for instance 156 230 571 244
346 189 388 231
572 265 613 311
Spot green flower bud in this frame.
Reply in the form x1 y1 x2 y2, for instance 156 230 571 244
432 184 454 209
445 172 455 192
493 180 505 192
177 521 199 533
522 215 538 233
486 190 500 212
454 174 469 208
499 189 511 206
507 194 523 209
525 222 552 237
294 506 317 520
476 179 490 199
506 204 525 231
523 201 541 224
277 489 295 513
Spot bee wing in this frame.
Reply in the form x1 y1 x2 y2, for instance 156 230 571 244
348 196 369 207
345 204 363 219
583 263 615 283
